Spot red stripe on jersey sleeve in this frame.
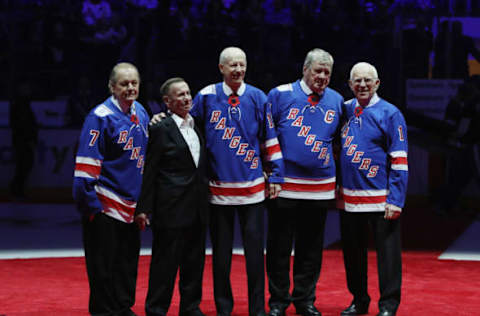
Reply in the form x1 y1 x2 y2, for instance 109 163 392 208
391 157 408 165
75 163 101 177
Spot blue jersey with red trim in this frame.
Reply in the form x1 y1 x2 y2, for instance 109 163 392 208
191 82 283 205
73 97 149 223
339 95 408 212
268 80 344 200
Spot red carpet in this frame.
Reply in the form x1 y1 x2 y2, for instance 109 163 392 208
1 251 480 316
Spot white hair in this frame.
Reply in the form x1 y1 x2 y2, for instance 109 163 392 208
219 47 247 65
303 48 334 70
350 62 378 80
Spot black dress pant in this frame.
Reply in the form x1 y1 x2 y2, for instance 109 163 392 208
145 219 206 316
82 213 140 316
209 202 266 316
266 198 328 310
340 211 402 313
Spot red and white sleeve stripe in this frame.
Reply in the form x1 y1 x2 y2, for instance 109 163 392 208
264 138 283 161
95 185 137 223
74 156 102 179
389 151 408 171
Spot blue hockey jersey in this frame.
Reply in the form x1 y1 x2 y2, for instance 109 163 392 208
268 79 344 200
191 82 283 205
339 94 408 212
73 97 149 223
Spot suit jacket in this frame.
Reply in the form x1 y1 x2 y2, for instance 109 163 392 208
137 116 209 228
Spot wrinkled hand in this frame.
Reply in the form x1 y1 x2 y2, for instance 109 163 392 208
384 203 401 220
150 112 166 125
135 213 150 231
268 183 282 199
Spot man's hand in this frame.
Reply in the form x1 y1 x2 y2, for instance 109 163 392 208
384 203 401 220
150 112 166 125
135 213 150 231
268 183 282 199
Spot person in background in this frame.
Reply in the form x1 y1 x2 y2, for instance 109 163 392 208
338 62 408 316
9 78 37 199
433 20 480 79
73 62 149 316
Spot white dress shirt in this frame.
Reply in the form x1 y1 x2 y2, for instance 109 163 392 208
171 113 200 167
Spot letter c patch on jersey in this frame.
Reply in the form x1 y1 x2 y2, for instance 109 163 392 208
324 110 335 124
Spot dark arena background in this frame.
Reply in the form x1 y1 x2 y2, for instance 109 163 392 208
1 0 480 315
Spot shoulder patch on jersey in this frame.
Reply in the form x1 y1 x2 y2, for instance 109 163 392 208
94 104 113 117
200 84 216 95
277 83 293 92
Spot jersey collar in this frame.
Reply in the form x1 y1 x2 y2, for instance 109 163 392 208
300 79 324 97
110 96 135 115
223 81 246 96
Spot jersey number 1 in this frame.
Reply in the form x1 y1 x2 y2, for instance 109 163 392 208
398 126 405 141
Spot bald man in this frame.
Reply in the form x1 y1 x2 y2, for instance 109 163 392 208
73 62 149 316
338 62 408 316
190 47 284 316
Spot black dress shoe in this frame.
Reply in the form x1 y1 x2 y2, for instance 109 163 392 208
340 303 368 315
376 309 395 316
269 307 286 316
296 304 321 316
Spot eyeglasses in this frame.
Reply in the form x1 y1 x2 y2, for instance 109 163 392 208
352 78 376 85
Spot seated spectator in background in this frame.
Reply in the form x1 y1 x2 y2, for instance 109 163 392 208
433 20 480 79
82 0 112 28
93 14 127 45
262 0 294 82
140 81 167 117
402 17 433 79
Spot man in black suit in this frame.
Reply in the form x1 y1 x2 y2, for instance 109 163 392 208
135 77 209 316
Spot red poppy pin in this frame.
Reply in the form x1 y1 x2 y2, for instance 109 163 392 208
131 114 139 125
307 93 319 106
228 95 240 107
354 106 363 117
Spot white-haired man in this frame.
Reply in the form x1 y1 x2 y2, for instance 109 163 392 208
338 62 408 316
265 48 344 316
191 47 284 316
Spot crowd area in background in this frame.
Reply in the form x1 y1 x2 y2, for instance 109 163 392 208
1 0 480 122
